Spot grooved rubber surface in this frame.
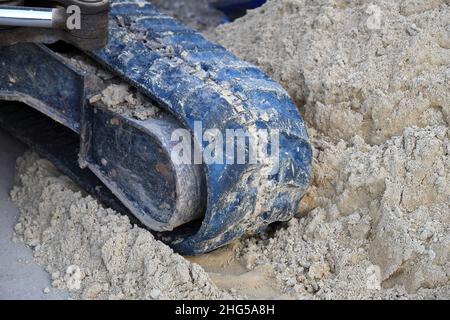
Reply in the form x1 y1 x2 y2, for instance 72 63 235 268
90 0 312 254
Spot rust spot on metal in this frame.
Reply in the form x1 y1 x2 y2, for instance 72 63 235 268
155 162 171 181
110 118 120 125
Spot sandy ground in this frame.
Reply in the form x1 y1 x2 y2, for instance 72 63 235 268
0 130 67 299
209 0 450 299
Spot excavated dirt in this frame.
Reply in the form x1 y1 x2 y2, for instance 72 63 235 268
11 153 232 300
211 0 450 299
213 0 450 145
9 0 450 300
89 83 160 120
62 53 161 120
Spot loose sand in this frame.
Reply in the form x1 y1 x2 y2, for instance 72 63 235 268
9 0 450 299
11 153 232 300
211 0 450 299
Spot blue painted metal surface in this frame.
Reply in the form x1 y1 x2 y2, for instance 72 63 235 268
0 102 133 221
213 0 267 20
0 43 205 234
0 0 312 254
0 44 84 133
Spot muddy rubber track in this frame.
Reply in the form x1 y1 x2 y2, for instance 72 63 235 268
82 0 312 254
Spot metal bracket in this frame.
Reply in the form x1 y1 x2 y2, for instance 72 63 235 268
0 42 206 233
0 0 109 50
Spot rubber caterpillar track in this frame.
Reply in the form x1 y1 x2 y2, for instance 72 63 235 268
0 0 312 254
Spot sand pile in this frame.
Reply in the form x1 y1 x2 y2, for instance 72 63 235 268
238 126 449 299
62 53 160 120
213 0 449 145
11 153 230 300
212 0 450 298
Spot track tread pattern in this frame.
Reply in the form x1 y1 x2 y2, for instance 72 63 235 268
88 0 312 253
